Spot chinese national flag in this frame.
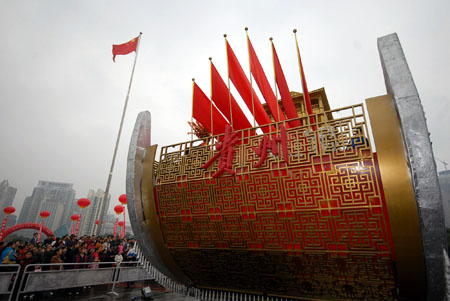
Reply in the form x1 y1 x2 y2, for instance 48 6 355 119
112 36 139 62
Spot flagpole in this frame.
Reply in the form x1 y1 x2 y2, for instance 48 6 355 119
245 28 256 128
270 37 281 124
224 34 234 130
293 29 316 130
209 57 214 138
96 32 143 236
191 78 195 141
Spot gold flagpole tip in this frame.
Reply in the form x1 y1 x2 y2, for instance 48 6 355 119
269 37 273 41
293 29 297 33
209 57 212 61
223 34 227 38
245 27 248 31
192 78 195 82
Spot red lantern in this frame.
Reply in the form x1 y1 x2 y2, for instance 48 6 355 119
96 219 99 225
114 205 124 215
71 214 79 221
40 211 51 219
77 198 91 209
119 194 127 205
3 206 15 216
118 221 124 227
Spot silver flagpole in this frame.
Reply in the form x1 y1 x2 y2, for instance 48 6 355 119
96 32 143 236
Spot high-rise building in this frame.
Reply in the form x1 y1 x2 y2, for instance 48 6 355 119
18 196 32 224
101 213 117 236
5 214 17 229
438 170 450 228
78 189 110 236
39 198 65 231
25 181 76 225
0 180 17 220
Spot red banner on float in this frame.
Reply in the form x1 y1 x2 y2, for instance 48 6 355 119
247 36 286 123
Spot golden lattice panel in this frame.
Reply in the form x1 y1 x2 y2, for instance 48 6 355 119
153 104 396 299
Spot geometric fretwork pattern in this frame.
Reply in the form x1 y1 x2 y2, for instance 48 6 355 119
154 104 396 300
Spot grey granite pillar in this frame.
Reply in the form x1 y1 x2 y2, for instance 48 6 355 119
378 33 448 300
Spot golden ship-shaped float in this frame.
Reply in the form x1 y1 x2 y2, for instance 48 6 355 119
126 32 443 300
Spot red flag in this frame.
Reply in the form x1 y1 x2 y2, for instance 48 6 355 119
112 36 139 62
247 36 286 123
271 41 301 128
193 82 229 136
211 61 252 131
226 40 273 133
294 33 316 128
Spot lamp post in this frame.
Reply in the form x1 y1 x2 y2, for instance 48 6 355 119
37 211 50 243
118 194 127 238
1 206 15 234
113 205 124 239
76 198 91 237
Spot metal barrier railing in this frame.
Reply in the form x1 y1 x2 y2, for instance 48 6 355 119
0 244 189 301
0 264 20 301
13 260 152 300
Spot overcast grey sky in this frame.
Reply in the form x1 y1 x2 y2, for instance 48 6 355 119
1 0 449 217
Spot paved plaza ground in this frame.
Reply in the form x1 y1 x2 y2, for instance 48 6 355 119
3 280 198 301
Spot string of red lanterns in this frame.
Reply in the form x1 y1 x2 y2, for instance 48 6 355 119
118 194 127 238
70 214 79 235
75 198 91 236
113 204 124 239
37 210 51 243
1 206 15 234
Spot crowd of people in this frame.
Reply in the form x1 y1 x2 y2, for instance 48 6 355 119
1 233 138 268
0 233 138 298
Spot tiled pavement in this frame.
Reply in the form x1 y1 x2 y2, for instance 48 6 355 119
15 280 199 300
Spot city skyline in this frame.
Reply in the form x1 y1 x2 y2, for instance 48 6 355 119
3 179 125 231
4 178 122 218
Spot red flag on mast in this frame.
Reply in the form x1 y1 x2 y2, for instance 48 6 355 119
112 36 139 62
225 38 273 133
271 40 301 128
210 61 252 131
294 30 316 128
247 35 286 123
193 81 229 136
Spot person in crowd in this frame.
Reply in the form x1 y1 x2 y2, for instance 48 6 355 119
29 233 39 246
31 246 41 263
19 251 35 272
42 244 54 270
124 241 137 289
74 247 89 269
50 248 64 270
0 241 6 254
43 234 55 246
1 241 17 264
